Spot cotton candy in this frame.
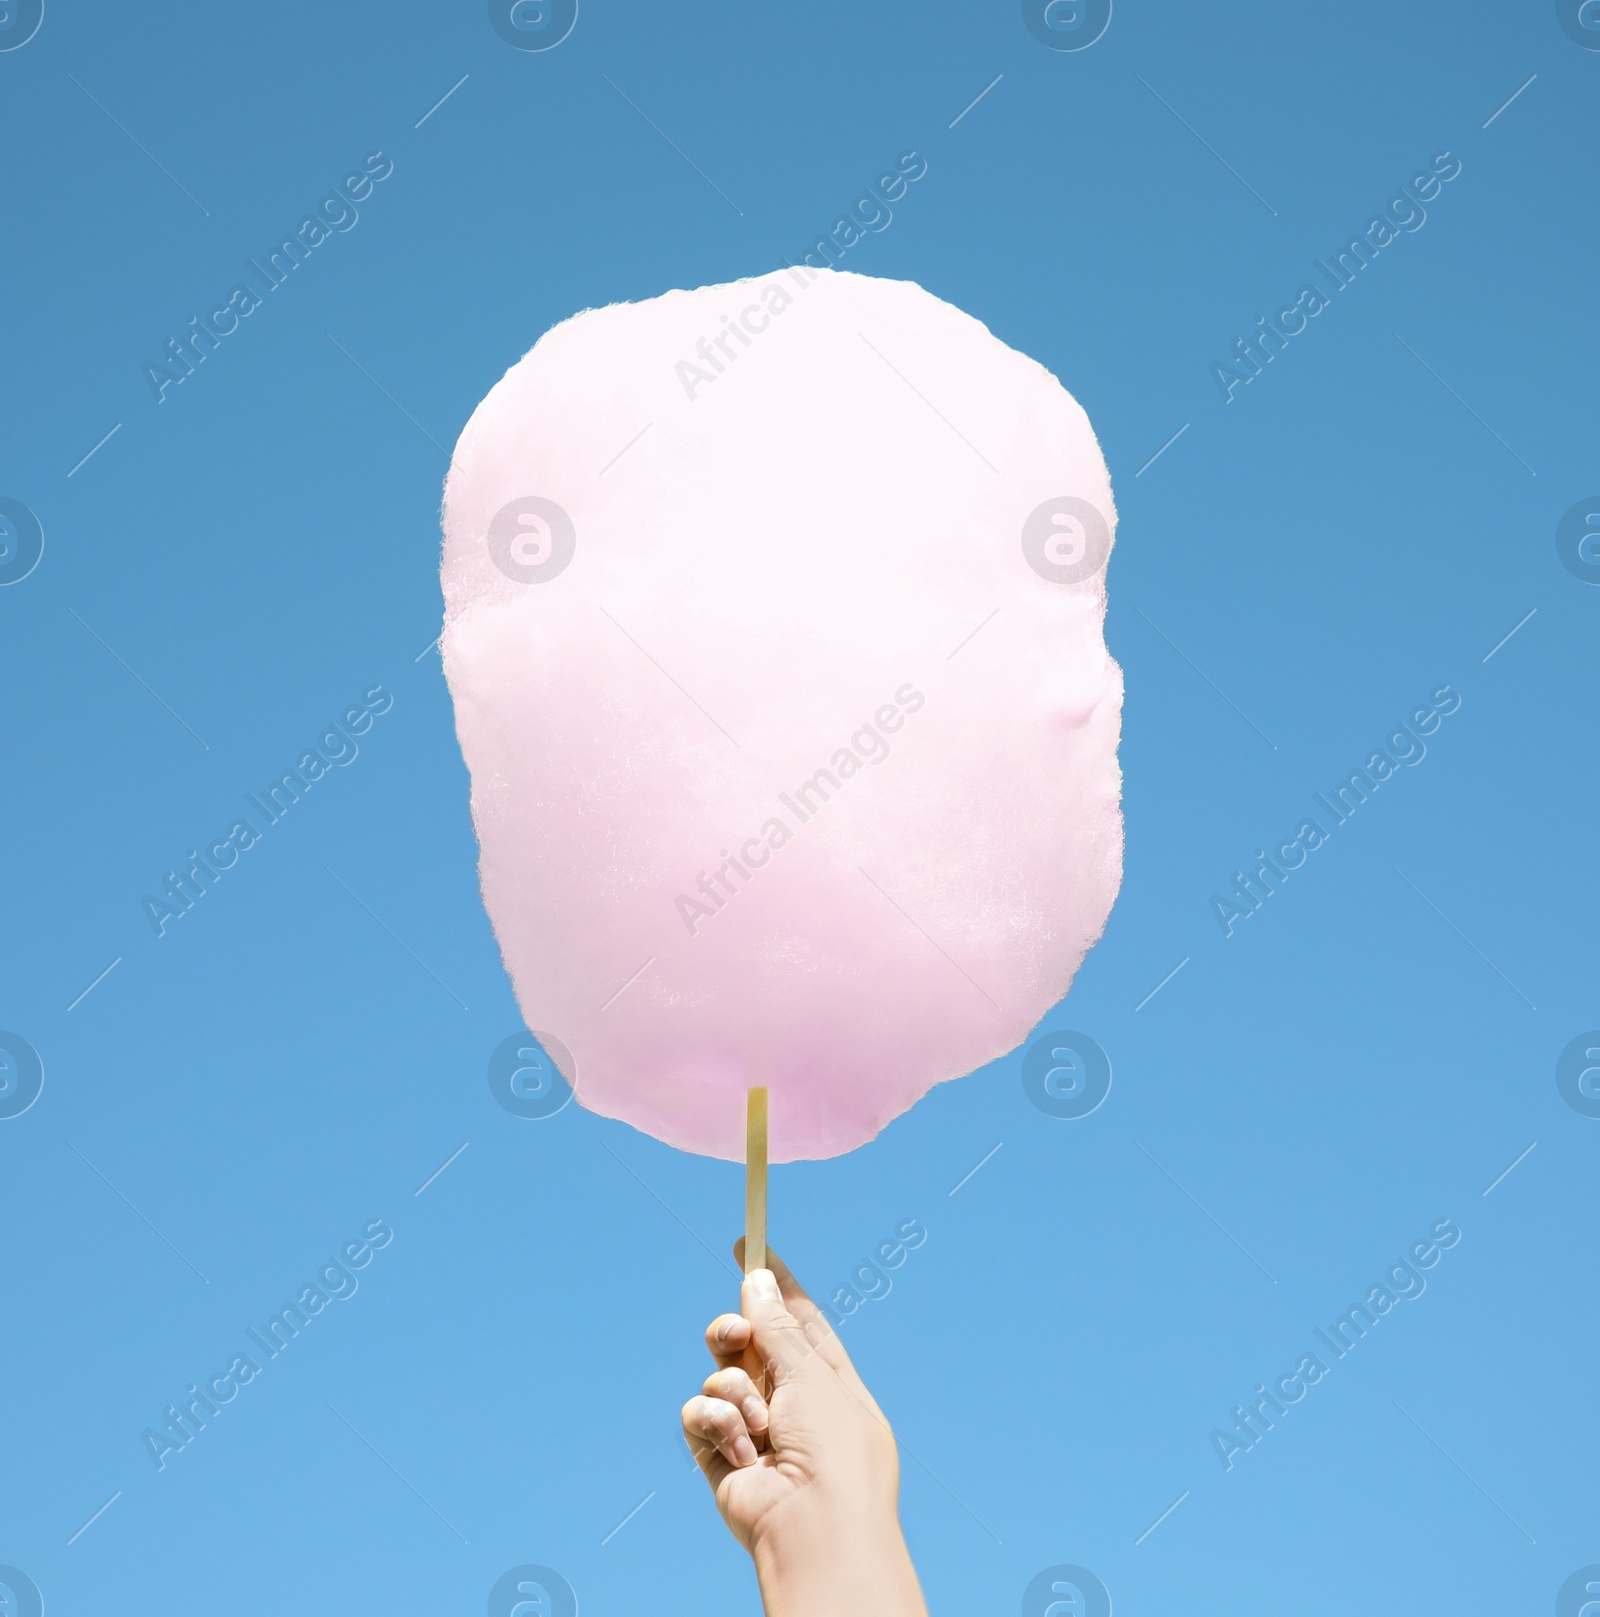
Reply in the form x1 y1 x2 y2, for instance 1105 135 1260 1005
441 268 1122 1162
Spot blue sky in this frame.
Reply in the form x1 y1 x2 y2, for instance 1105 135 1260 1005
2 2 1598 1613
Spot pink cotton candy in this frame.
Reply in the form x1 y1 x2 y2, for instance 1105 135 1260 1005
441 269 1122 1162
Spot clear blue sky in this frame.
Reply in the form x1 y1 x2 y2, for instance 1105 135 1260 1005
2 3 1597 1613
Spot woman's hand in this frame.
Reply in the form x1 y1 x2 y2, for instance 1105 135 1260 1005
680 1244 927 1617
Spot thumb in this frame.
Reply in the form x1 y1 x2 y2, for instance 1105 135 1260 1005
742 1267 820 1388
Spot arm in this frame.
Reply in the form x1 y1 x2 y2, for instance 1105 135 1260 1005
681 1245 928 1617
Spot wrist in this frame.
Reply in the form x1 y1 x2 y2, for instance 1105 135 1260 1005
751 1499 925 1617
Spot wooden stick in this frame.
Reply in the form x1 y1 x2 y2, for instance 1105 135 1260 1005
744 1086 768 1275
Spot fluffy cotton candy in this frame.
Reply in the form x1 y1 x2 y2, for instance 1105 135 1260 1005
441 268 1122 1162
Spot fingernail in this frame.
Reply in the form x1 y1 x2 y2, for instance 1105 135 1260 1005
732 1433 758 1467
742 1395 769 1433
748 1268 780 1302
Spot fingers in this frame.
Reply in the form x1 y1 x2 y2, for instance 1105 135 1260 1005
734 1239 814 1305
703 1365 770 1436
704 1309 769 1446
681 1393 758 1472
705 1312 751 1364
733 1240 864 1387
739 1264 817 1390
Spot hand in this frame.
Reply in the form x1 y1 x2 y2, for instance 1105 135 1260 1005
680 1244 927 1617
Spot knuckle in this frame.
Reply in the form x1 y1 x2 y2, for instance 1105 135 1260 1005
703 1367 751 1399
685 1396 738 1438
706 1314 748 1350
